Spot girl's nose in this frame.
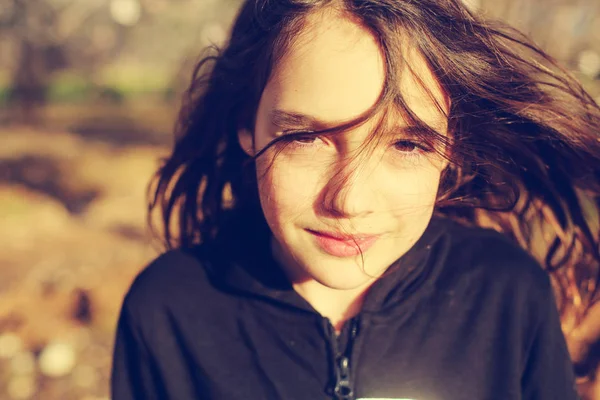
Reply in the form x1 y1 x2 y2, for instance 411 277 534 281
320 157 377 218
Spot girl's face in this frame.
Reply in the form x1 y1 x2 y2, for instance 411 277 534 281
241 12 449 290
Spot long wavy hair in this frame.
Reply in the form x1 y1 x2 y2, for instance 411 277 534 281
149 0 600 330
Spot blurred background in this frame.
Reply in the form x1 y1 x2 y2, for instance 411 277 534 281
0 0 599 399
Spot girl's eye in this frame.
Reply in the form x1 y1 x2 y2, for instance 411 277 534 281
282 131 324 149
394 140 421 153
392 139 434 166
294 136 319 145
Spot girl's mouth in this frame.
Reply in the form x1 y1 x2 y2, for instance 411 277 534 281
307 229 380 257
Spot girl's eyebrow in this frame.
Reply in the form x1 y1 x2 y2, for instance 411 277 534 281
270 109 331 130
271 108 448 136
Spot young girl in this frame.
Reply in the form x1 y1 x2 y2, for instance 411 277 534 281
111 0 600 399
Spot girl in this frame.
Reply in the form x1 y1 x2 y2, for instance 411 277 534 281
111 0 600 399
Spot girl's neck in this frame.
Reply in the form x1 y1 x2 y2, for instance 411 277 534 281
292 279 374 333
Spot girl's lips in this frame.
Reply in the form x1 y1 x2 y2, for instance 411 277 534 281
307 230 380 257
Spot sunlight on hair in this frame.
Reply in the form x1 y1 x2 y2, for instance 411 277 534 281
460 0 480 11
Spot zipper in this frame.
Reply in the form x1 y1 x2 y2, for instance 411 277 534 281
326 317 360 400
334 355 352 399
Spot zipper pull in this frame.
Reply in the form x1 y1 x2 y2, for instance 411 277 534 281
325 317 360 399
334 356 353 399
349 318 359 339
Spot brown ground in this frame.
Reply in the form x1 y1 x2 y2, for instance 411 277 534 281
0 123 170 399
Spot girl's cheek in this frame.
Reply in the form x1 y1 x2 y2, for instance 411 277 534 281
258 159 321 214
385 169 442 210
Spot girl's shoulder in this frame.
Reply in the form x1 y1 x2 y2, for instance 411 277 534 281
432 216 543 269
118 245 230 323
431 217 554 306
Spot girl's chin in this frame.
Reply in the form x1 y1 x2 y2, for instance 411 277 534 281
310 274 378 291
293 256 382 287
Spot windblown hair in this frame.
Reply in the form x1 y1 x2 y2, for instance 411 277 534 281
149 0 600 328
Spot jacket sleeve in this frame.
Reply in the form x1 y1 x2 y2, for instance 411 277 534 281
111 300 165 400
521 277 580 400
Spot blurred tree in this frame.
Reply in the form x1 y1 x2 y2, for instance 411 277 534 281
0 0 138 123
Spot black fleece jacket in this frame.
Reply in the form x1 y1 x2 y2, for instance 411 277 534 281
111 216 579 400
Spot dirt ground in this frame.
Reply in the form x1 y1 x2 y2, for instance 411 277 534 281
0 124 170 399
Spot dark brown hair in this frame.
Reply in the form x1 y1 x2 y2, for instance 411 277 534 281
149 0 600 327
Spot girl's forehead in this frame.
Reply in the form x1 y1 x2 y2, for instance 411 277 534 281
266 11 385 123
262 11 448 129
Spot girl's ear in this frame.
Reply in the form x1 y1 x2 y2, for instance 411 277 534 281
237 129 255 156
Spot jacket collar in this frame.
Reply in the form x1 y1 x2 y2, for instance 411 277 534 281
196 212 449 315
